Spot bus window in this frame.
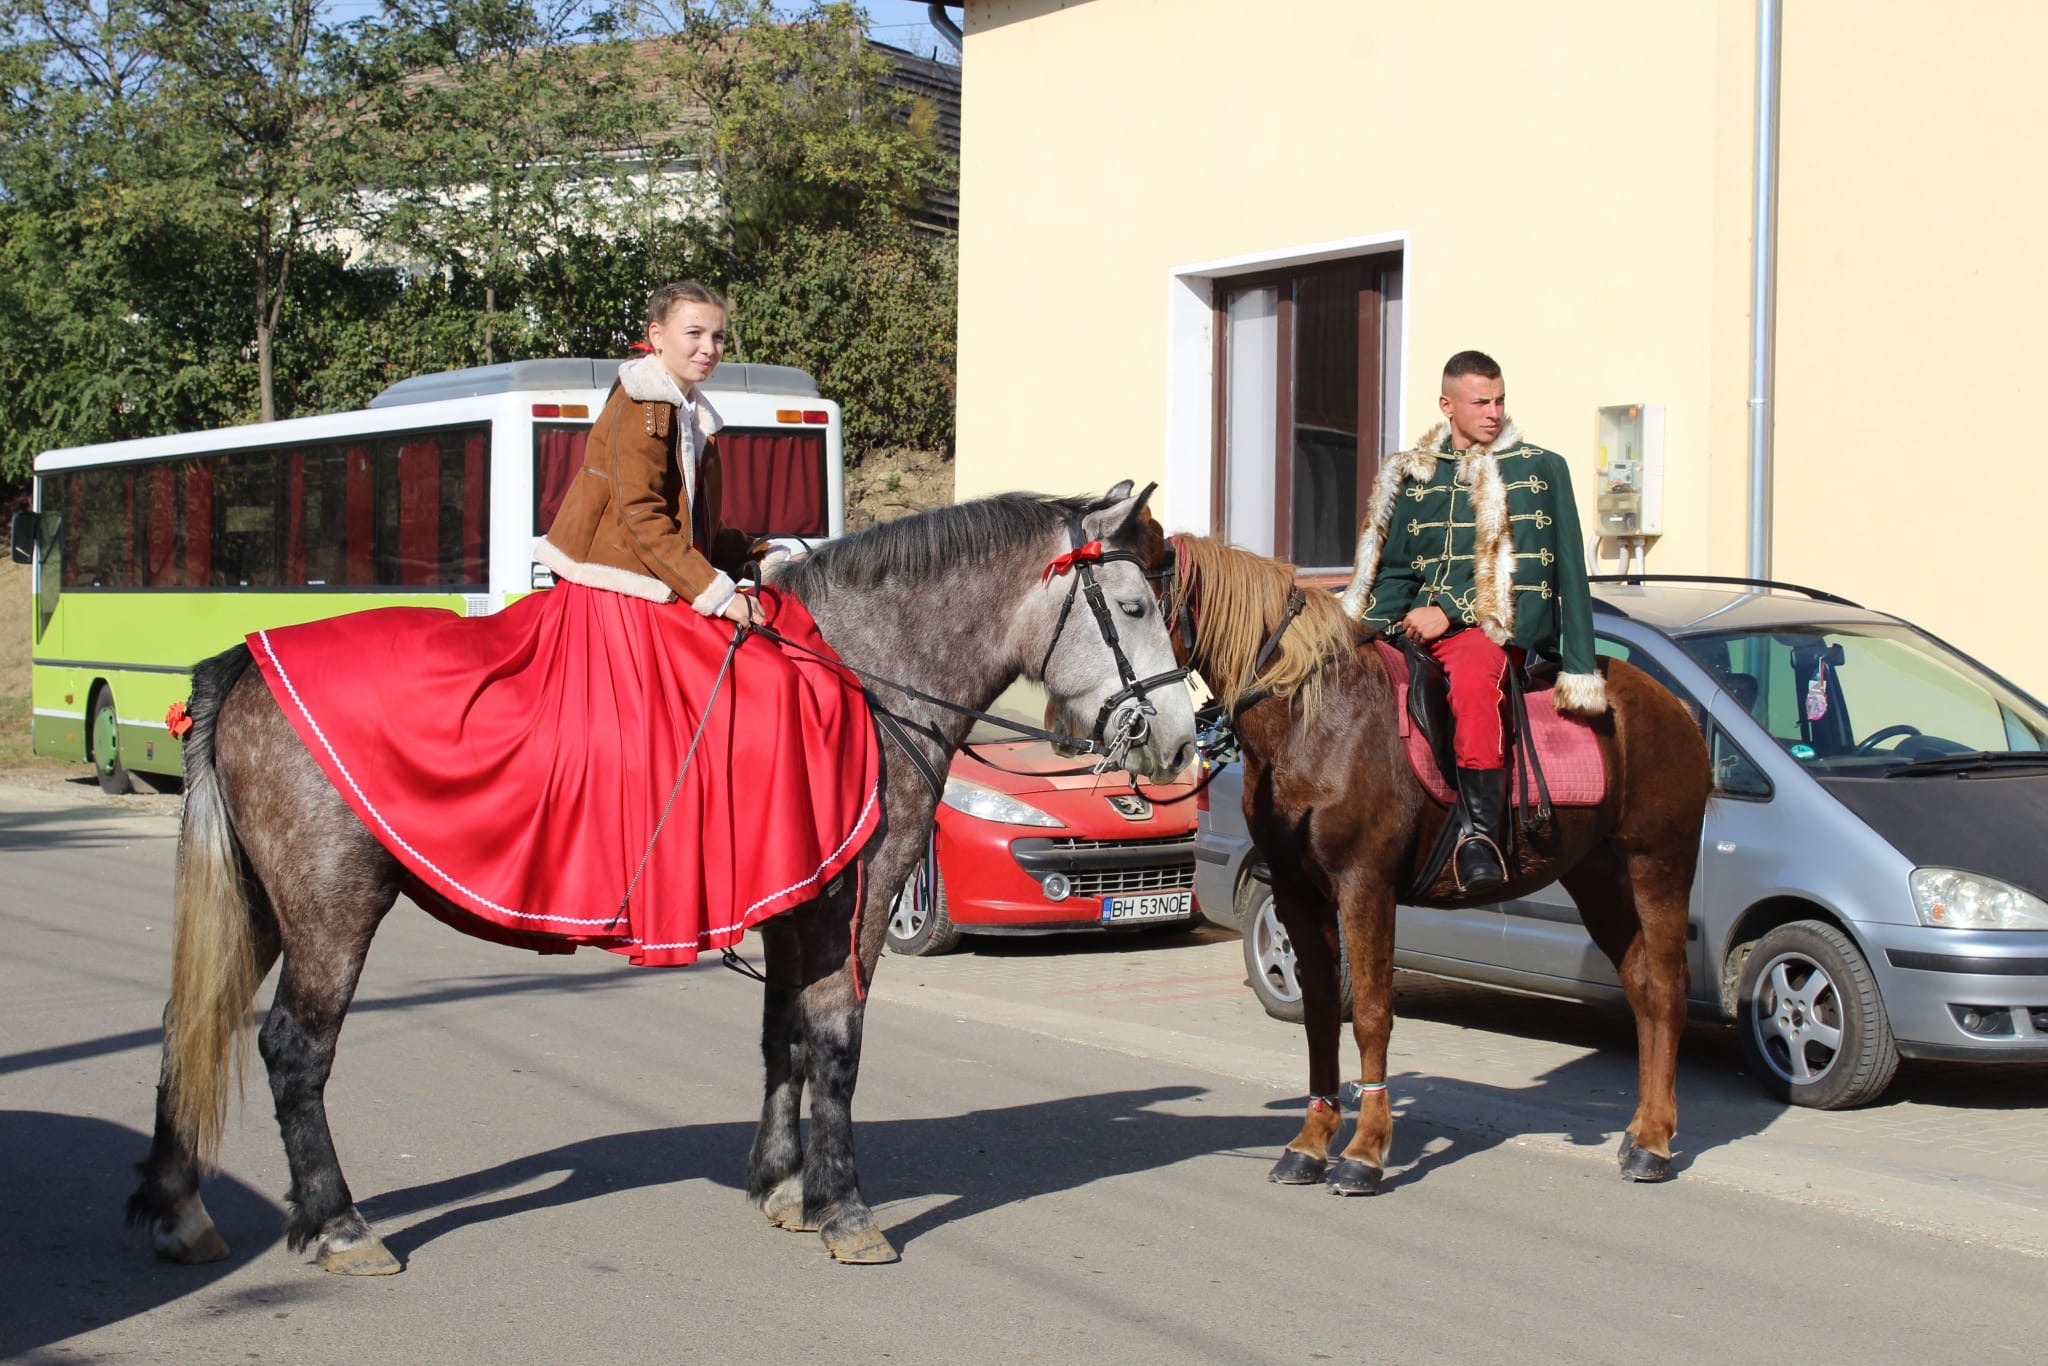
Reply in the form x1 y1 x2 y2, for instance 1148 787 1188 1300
720 427 827 539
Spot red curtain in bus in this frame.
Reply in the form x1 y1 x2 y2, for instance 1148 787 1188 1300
462 432 485 584
719 431 824 537
397 439 440 584
185 463 213 585
146 466 179 586
284 454 307 586
346 445 374 585
122 471 137 586
534 426 586 532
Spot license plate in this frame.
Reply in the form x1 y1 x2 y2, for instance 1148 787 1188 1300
1101 890 1193 924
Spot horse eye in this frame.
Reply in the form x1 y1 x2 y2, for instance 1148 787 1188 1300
1119 598 1146 619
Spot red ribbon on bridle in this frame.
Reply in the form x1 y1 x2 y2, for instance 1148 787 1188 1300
1042 539 1105 581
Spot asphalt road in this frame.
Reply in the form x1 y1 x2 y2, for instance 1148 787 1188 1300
4 781 2043 1364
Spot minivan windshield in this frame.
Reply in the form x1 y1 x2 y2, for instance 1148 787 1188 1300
1678 623 2048 772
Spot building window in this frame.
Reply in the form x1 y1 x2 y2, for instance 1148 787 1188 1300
1213 252 1402 569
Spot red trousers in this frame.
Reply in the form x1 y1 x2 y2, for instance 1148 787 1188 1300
1430 628 1511 769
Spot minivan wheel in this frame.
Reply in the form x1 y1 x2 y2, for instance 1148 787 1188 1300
1237 874 1351 1024
1735 921 1899 1109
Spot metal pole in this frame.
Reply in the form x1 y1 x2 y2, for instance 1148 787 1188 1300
1747 0 1783 579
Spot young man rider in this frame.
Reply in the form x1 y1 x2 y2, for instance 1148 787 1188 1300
1338 350 1606 893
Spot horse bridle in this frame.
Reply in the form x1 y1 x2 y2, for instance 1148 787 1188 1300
1035 497 1191 767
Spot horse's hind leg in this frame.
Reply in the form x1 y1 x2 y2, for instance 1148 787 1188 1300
1560 846 1691 1181
259 911 398 1272
129 912 281 1263
224 681 406 1272
746 918 810 1230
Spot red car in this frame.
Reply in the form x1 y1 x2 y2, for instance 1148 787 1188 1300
884 689 1201 955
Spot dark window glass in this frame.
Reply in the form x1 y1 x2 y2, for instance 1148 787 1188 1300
41 422 491 593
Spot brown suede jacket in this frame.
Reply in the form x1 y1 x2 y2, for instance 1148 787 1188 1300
537 354 735 614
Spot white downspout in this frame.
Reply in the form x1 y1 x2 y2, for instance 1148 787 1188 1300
1747 0 1783 579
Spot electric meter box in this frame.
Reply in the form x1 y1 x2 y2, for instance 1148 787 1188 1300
1595 403 1664 538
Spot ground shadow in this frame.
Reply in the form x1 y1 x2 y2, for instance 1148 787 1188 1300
358 1084 1277 1265
0 1111 281 1360
0 966 667 1079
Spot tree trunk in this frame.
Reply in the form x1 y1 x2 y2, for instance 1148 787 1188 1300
256 250 275 423
484 283 496 366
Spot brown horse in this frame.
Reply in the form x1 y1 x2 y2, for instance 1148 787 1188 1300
126 485 1198 1272
1162 534 1710 1192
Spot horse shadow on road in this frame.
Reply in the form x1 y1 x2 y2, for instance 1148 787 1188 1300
0 1110 282 1361
360 1084 1278 1264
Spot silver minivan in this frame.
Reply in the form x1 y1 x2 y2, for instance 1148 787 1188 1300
1193 578 2048 1108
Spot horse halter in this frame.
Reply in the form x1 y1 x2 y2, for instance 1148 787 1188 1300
1036 507 1190 769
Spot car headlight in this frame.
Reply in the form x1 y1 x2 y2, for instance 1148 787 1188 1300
940 776 1062 828
1909 868 2048 930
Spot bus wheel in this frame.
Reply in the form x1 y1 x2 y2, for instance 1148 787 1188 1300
91 686 133 795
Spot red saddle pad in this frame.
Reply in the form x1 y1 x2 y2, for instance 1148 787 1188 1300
1373 641 1607 808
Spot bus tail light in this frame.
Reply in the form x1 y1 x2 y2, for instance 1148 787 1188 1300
775 409 801 423
802 410 828 424
532 404 560 417
531 404 588 418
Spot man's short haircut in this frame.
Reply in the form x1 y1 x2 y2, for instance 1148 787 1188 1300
1443 350 1503 384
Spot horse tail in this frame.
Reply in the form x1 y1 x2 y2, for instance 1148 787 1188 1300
164 644 262 1169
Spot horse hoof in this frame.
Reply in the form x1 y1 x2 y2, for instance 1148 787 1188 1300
758 1179 816 1231
1268 1149 1328 1185
1619 1141 1673 1183
318 1236 402 1276
1324 1159 1383 1197
154 1224 231 1264
822 1222 898 1265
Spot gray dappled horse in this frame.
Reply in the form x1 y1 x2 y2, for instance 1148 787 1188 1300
128 483 1196 1272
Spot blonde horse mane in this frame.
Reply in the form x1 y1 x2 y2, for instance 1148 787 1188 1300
1165 535 1359 724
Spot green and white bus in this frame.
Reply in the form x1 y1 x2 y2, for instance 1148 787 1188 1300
9 358 843 793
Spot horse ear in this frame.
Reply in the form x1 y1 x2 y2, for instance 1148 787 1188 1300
1102 479 1135 503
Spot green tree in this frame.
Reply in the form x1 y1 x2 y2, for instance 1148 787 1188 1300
143 0 375 422
348 0 650 363
733 212 954 456
635 0 946 272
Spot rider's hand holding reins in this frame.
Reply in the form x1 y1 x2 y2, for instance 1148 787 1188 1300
720 591 760 629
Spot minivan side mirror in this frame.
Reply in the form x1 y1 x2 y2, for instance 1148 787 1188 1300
8 510 34 565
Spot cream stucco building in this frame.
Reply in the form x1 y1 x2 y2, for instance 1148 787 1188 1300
948 0 2048 691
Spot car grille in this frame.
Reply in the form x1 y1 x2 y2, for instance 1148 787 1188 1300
1009 833 1196 899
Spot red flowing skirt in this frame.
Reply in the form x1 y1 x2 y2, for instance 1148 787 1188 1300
249 583 879 966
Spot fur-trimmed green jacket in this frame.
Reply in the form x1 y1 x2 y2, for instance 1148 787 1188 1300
1337 420 1606 714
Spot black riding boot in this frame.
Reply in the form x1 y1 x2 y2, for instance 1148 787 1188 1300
1453 767 1510 894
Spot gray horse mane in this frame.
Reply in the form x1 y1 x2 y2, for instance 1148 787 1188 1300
776 491 1097 604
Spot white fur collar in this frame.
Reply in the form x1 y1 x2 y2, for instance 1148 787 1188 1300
616 354 724 437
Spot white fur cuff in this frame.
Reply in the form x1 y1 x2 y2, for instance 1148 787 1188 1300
1552 670 1609 715
691 570 738 616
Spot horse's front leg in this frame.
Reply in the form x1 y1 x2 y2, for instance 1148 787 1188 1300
746 919 810 1229
796 954 895 1264
1267 881 1346 1187
1328 874 1399 1195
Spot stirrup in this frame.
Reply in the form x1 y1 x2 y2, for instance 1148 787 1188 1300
1452 833 1507 894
